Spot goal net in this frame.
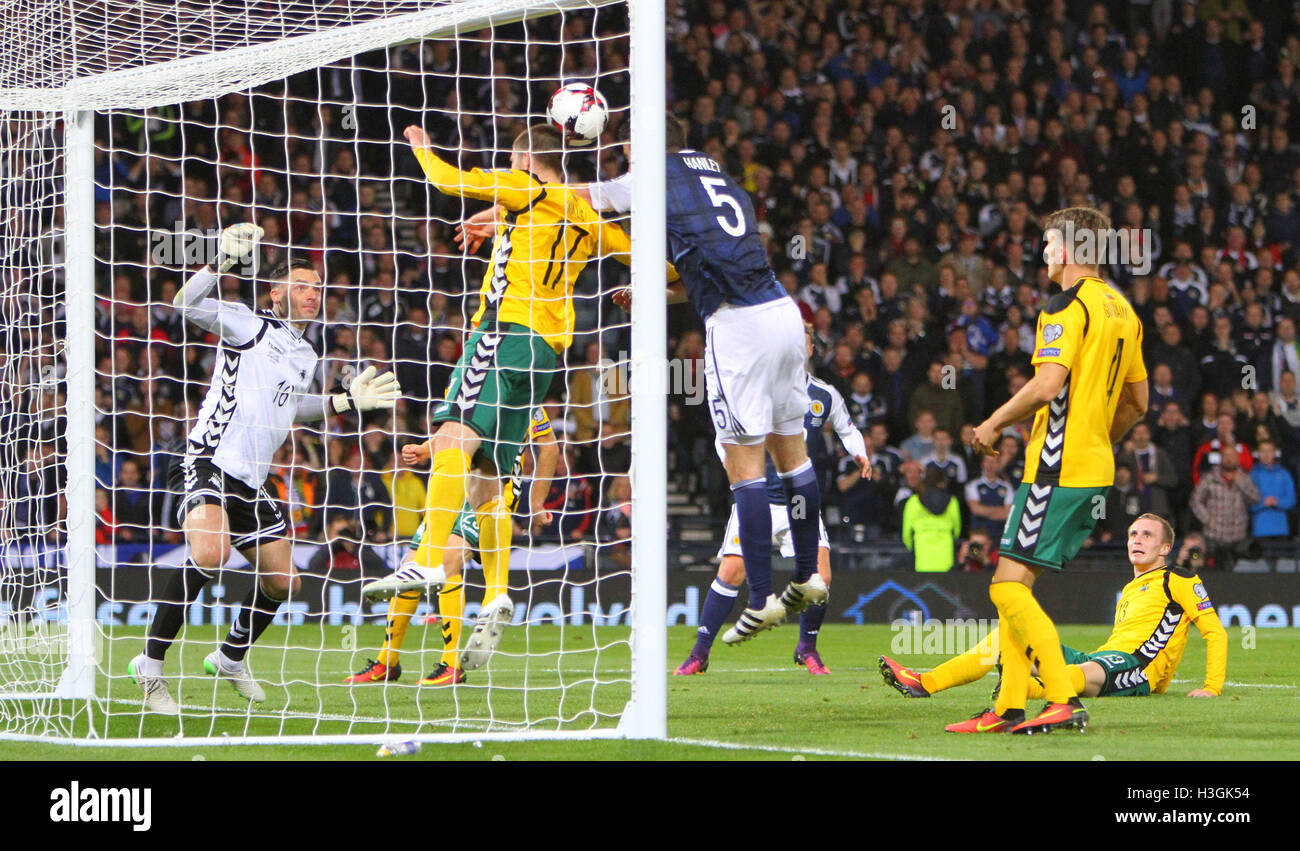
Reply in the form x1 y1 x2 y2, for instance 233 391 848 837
0 0 666 745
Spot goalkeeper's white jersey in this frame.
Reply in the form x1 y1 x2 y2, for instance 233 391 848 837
183 298 319 490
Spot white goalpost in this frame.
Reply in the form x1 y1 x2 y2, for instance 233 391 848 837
0 0 665 745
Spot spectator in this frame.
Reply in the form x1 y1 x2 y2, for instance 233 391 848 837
1191 413 1253 485
1098 464 1149 544
112 458 156 543
1191 449 1260 570
543 445 595 544
899 410 937 462
956 529 998 573
568 341 630 446
1248 439 1295 539
597 474 633 570
1148 362 1184 418
922 427 968 489
95 488 116 545
965 454 1013 541
907 360 964 436
901 467 961 573
1117 421 1178 518
846 371 887 431
1270 370 1300 449
835 432 887 542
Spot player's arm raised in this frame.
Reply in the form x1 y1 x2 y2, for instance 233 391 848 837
405 126 539 210
171 222 266 345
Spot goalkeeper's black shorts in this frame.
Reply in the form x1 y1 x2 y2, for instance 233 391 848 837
169 456 288 551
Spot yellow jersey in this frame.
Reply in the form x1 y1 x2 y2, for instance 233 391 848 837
413 148 676 353
1098 565 1228 695
1023 275 1147 487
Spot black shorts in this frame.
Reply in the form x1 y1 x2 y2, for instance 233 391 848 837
169 457 288 551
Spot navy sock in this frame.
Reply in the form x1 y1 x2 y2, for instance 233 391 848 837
798 603 828 651
145 560 213 662
220 582 282 663
692 578 740 657
731 478 773 602
780 461 821 582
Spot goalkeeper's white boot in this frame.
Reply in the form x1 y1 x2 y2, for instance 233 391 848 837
460 593 514 672
779 573 829 614
204 651 267 703
721 594 787 645
127 654 180 715
361 563 446 602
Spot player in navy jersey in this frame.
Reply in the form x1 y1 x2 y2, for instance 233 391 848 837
675 324 869 675
658 116 829 642
465 117 828 639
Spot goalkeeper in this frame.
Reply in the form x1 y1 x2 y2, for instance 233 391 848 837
129 224 400 713
360 123 672 688
349 408 557 685
879 514 1228 718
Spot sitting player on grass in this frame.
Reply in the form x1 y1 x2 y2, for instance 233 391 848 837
879 514 1227 723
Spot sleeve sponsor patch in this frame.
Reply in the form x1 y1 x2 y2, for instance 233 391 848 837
1036 347 1061 357
1041 323 1064 343
1197 600 1214 611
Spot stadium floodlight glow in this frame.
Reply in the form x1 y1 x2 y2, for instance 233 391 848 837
0 0 666 746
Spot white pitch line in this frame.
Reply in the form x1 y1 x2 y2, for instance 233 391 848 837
101 697 525 730
1169 678 1297 690
668 736 964 761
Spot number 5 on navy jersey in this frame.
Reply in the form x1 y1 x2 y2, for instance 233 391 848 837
699 177 746 237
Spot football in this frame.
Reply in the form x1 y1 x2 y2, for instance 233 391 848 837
546 82 609 146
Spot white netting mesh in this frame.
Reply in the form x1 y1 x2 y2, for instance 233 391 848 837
0 112 71 734
0 0 648 742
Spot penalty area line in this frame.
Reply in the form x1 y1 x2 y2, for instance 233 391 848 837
668 736 963 761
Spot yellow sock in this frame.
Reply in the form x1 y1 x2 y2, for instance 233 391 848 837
414 448 471 571
990 582 1032 715
1027 675 1045 700
921 631 999 694
437 576 464 669
1018 594 1074 704
476 496 513 603
1068 665 1086 695
376 591 420 667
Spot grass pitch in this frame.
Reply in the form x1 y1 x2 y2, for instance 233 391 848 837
1 624 1295 760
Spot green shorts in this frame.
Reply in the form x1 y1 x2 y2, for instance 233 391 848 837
999 482 1107 571
408 509 482 558
1062 645 1151 697
433 323 556 474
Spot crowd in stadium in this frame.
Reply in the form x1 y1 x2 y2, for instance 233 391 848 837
83 0 1300 572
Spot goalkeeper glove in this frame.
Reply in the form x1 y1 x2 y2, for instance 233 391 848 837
332 366 401 414
215 222 264 273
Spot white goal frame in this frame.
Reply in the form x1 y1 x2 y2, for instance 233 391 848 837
0 0 666 746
